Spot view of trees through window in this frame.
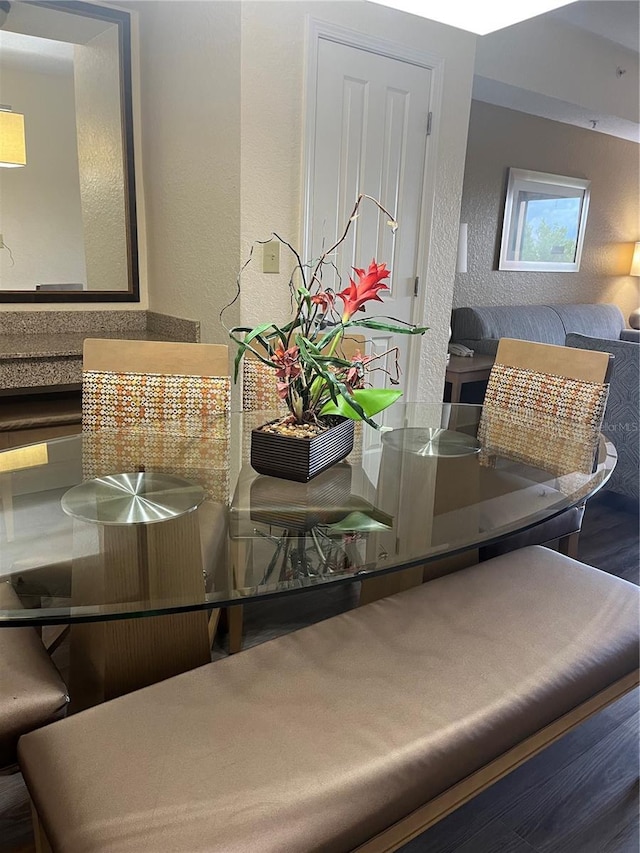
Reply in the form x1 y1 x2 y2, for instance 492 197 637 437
515 194 580 263
499 165 589 271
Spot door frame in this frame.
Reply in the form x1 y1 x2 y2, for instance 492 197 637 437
302 17 445 398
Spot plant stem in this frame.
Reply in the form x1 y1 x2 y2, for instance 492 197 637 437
307 193 396 293
308 325 344 412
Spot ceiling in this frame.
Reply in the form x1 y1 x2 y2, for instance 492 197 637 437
1 0 638 139
474 0 640 142
548 1 639 54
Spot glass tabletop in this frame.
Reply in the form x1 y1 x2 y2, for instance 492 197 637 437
0 403 616 626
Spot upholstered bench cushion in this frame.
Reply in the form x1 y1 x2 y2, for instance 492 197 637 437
0 584 68 767
19 547 639 853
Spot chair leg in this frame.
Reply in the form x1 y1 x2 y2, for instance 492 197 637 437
227 605 244 654
211 606 244 654
208 608 221 647
558 531 580 559
43 624 70 654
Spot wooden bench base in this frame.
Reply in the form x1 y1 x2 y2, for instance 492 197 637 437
355 671 638 852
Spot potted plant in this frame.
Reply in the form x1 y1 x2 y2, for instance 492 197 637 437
222 194 428 481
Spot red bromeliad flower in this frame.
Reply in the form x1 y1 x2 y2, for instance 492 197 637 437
271 345 301 400
336 260 389 323
343 350 371 391
310 291 335 311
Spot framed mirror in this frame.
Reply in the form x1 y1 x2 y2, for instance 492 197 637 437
0 0 139 302
498 168 590 273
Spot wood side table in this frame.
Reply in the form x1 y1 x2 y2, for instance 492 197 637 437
445 354 495 403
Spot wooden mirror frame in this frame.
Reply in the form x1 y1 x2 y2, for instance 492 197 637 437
0 0 139 303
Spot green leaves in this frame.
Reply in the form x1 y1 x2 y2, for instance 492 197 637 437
320 387 402 421
347 318 428 335
228 323 287 380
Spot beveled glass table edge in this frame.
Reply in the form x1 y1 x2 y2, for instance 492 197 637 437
0 440 615 627
0 417 617 626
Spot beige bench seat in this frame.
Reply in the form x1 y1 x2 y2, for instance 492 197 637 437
0 583 69 768
18 547 639 853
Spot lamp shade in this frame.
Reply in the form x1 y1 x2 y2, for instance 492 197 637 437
0 109 26 168
630 242 640 277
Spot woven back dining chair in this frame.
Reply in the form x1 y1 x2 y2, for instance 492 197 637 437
82 339 231 651
82 340 229 437
478 337 611 559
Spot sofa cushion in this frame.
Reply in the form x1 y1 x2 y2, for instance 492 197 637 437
451 306 568 354
451 304 627 356
551 304 625 340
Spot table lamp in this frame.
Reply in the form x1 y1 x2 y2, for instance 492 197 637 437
0 106 26 168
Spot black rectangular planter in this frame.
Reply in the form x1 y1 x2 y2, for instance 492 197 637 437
250 417 355 482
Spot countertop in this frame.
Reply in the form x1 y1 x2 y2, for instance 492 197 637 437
0 311 201 391
0 331 180 360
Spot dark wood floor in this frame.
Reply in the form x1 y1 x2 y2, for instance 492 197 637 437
1 490 638 852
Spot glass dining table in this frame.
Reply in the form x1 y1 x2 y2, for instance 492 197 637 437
0 403 615 708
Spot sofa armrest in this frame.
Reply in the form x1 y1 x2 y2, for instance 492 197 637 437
565 332 639 501
620 329 640 343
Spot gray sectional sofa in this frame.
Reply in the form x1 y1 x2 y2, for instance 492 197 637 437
450 303 639 355
450 304 639 502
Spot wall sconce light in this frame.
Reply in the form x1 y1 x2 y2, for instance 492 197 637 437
456 223 468 274
629 242 640 330
0 105 26 168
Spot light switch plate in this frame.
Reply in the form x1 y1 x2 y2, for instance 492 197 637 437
262 240 280 274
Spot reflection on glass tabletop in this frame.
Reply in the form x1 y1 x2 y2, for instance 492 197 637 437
381 427 481 457
61 472 205 525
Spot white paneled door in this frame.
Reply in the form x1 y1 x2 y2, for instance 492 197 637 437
306 35 433 444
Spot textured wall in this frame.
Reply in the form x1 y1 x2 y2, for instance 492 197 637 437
134 0 241 345
132 0 475 398
4 0 476 381
453 101 640 321
0 65 87 290
75 25 128 291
